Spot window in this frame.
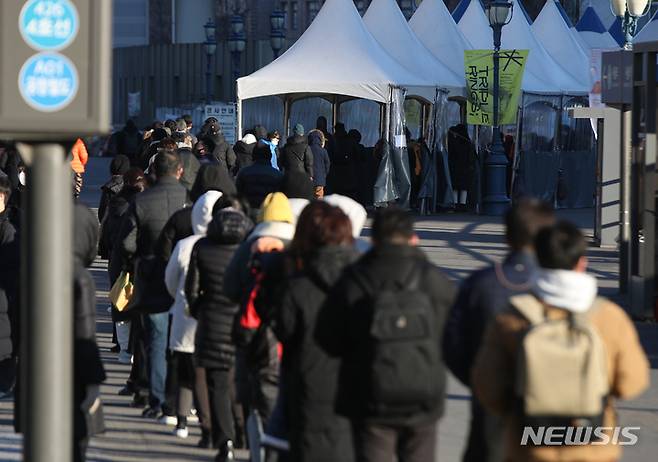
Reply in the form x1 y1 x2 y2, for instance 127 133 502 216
292 1 299 30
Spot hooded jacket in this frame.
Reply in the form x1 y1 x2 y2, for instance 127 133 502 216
186 210 252 369
177 147 201 192
165 191 223 354
234 140 255 172
205 132 237 174
235 151 284 209
472 269 650 462
275 245 357 462
282 135 313 177
98 175 124 222
308 130 330 187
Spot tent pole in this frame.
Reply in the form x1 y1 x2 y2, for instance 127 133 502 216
332 96 339 128
236 97 242 140
283 96 291 138
384 102 391 142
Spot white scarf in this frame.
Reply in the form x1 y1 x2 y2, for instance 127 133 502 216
533 269 598 313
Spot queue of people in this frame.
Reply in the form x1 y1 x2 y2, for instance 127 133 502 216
0 115 651 462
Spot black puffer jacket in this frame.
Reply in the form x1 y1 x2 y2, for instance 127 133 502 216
282 135 313 177
186 210 251 370
236 161 283 209
316 244 457 426
178 148 201 193
274 246 357 462
234 140 255 172
98 175 124 223
205 132 237 174
100 189 138 281
0 210 18 361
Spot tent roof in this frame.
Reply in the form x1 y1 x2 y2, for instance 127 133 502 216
236 0 433 103
455 0 580 93
576 6 619 49
363 0 463 97
532 0 590 88
635 11 658 43
409 0 472 80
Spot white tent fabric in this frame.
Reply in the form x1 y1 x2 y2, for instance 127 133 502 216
635 12 658 43
532 1 590 88
455 0 561 93
362 0 463 98
575 6 619 50
236 0 434 103
409 0 472 81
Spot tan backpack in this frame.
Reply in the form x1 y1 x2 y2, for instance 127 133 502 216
511 294 609 427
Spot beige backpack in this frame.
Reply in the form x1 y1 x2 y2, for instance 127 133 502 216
511 294 609 426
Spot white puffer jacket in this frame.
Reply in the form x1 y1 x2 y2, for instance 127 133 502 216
165 191 222 353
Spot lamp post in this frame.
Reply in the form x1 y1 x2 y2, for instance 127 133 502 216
270 10 286 59
483 0 513 216
228 14 246 101
611 0 650 49
203 18 217 104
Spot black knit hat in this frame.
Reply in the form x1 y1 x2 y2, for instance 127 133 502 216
110 154 131 176
190 164 237 202
207 209 253 245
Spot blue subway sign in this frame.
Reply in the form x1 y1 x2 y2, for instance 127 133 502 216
19 0 79 51
18 52 79 112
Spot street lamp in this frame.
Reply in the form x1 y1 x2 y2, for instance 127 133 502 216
203 18 217 104
270 10 286 59
228 14 246 101
611 0 650 49
483 0 513 216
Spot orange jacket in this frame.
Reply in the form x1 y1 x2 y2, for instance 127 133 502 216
70 138 89 174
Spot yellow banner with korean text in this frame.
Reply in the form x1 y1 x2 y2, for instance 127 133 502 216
464 49 528 126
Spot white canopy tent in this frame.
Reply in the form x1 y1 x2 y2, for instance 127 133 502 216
409 0 472 82
236 0 434 105
454 0 562 93
532 0 590 88
362 0 463 98
575 6 620 49
635 11 658 43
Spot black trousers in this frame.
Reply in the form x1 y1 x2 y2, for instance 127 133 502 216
206 368 236 447
353 421 437 462
129 315 149 398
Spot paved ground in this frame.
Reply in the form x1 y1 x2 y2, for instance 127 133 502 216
0 157 656 461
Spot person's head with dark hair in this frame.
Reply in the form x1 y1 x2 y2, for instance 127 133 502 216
110 154 131 176
125 119 137 132
123 167 147 194
334 123 347 137
164 119 177 132
316 116 328 133
280 170 314 200
190 164 237 202
158 137 177 153
504 198 555 252
348 129 362 144
243 128 255 138
152 121 164 130
204 117 218 125
212 194 248 216
254 125 268 140
267 130 280 142
371 207 417 246
182 114 193 129
151 127 168 142
290 201 353 260
0 175 11 212
253 141 272 163
152 151 183 179
175 118 188 133
535 221 588 271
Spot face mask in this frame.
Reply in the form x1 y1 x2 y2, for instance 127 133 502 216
271 139 279 146
19 171 26 186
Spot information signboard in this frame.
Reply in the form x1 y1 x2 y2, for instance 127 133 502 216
205 104 238 145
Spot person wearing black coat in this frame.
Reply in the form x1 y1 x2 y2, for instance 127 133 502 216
120 151 188 418
114 119 143 163
186 209 253 461
73 204 107 462
233 134 256 172
0 177 18 395
442 199 554 462
316 208 456 462
308 130 330 198
273 202 356 462
281 124 313 178
204 128 237 174
98 155 131 223
235 142 283 209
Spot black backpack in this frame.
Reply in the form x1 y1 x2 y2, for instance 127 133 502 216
356 263 442 418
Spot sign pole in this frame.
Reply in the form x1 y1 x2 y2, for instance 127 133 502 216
20 143 73 462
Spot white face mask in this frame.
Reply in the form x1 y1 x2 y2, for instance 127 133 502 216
271 138 279 146
18 171 26 186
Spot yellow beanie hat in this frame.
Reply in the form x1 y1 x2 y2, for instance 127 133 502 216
259 192 294 224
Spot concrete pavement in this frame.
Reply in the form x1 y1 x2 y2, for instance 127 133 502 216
0 157 655 461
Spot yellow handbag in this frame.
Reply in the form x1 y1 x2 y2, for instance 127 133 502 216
109 271 134 312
